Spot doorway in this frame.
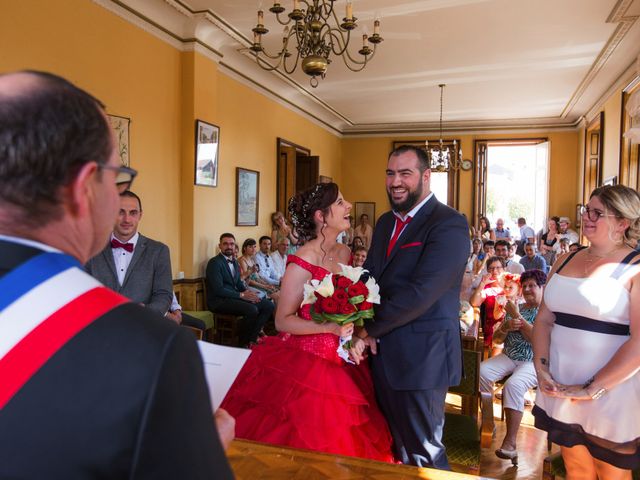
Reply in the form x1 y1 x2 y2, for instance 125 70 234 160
276 138 319 215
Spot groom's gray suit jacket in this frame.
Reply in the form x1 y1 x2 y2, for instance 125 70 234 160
86 234 173 315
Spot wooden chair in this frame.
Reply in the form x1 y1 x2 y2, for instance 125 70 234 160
443 348 494 475
181 325 204 340
543 452 640 479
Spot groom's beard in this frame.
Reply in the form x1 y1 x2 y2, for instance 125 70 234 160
387 181 423 213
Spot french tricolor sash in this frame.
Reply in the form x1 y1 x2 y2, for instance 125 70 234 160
0 252 128 409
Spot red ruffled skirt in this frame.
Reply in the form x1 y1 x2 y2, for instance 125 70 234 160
221 333 394 462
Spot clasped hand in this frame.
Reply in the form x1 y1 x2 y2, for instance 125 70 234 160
348 336 377 365
537 370 591 401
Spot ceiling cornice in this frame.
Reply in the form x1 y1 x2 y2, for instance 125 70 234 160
95 0 639 137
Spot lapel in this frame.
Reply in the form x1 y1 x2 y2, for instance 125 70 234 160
122 234 146 288
379 196 439 278
100 242 118 283
219 254 237 284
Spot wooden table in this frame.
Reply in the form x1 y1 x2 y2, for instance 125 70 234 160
228 439 495 479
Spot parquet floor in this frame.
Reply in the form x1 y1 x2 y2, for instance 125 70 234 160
447 394 560 479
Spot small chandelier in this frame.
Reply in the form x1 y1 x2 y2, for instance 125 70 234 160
250 0 383 88
426 84 472 172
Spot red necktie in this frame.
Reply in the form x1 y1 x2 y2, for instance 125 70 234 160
111 239 134 253
387 216 412 257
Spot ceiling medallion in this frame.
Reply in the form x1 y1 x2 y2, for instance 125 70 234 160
250 0 383 88
426 84 472 172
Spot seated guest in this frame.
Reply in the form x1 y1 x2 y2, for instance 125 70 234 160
495 218 512 241
519 242 548 272
353 213 373 249
557 237 571 255
271 237 289 281
470 256 506 349
238 238 279 301
271 211 298 254
255 236 281 286
473 216 496 241
473 239 495 275
351 235 365 252
508 241 521 263
569 242 584 253
166 292 207 334
352 246 368 268
480 269 546 464
495 239 524 274
467 238 483 272
206 233 274 347
86 190 172 315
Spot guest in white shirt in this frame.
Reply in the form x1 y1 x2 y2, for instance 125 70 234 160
271 238 289 282
255 236 280 286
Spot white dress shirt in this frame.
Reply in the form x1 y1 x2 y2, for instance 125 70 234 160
111 232 139 286
255 251 280 286
271 251 287 281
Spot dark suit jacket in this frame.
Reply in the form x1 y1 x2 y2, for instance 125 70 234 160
85 233 173 315
0 239 233 479
206 254 246 309
364 196 469 391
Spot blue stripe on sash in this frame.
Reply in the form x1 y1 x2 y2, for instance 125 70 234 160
0 252 81 312
554 312 630 336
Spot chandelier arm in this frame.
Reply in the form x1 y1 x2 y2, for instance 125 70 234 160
253 53 286 72
282 47 301 74
325 27 350 56
319 0 334 18
256 45 287 60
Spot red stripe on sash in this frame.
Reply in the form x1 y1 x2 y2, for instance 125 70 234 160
0 287 128 409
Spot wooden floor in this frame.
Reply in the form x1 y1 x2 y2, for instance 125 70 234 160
447 394 559 479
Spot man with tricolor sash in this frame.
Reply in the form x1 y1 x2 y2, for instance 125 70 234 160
0 71 234 478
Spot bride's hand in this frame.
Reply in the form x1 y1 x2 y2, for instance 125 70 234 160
333 322 354 338
348 337 366 365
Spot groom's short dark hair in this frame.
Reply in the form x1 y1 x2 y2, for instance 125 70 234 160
388 145 429 173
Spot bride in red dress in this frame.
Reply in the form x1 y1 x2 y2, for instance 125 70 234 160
221 182 394 462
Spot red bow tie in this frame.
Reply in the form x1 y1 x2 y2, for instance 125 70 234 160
111 239 134 252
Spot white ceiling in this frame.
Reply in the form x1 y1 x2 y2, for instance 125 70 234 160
103 0 640 135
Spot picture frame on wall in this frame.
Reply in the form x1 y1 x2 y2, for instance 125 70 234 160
603 175 618 186
236 167 260 226
107 114 130 166
354 202 376 227
194 119 219 187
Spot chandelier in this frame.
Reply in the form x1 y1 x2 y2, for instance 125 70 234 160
250 0 383 88
426 84 472 172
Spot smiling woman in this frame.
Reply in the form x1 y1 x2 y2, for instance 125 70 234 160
533 185 640 476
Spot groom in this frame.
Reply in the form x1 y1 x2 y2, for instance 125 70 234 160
358 145 469 468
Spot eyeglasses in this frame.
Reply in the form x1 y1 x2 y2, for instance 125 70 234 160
487 266 504 271
580 205 618 223
99 164 138 193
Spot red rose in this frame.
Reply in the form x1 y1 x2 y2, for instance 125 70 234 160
322 297 340 314
340 303 357 314
331 275 340 287
336 276 353 289
348 282 368 298
332 289 349 305
358 301 373 311
313 298 324 313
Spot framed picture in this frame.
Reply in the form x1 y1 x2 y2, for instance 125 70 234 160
355 202 376 227
107 114 130 166
194 120 219 187
236 168 260 226
603 175 618 186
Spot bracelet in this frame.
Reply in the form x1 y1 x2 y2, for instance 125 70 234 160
590 387 607 400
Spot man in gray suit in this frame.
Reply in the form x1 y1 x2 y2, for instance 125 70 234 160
86 191 173 315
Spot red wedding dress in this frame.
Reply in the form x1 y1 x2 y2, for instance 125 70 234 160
221 255 394 462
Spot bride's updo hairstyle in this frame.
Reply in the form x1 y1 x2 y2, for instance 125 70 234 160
590 184 640 247
288 182 339 244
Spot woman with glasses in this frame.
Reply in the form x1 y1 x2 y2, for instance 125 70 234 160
470 256 507 353
533 185 640 478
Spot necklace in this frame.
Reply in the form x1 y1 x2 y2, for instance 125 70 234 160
583 245 624 275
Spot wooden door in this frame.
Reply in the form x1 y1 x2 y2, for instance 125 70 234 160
473 141 488 228
583 113 603 206
619 77 640 189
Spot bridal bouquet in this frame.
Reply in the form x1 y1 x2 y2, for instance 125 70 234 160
301 263 380 363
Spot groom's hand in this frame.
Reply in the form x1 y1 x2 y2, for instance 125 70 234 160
348 337 366 365
363 336 378 355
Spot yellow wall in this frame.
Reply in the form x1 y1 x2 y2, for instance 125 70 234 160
342 131 579 227
1 0 342 277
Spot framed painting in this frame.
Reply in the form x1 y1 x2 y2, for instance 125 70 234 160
236 168 260 226
195 119 219 187
355 202 376 227
603 175 618 186
107 114 130 166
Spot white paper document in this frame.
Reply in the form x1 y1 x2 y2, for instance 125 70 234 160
197 341 251 410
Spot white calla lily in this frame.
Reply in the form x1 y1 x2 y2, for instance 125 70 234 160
338 263 366 283
365 277 381 304
314 274 335 298
301 280 319 306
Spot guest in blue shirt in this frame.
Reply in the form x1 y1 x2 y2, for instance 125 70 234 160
519 243 548 273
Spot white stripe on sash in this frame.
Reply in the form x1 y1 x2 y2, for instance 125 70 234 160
0 268 101 359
